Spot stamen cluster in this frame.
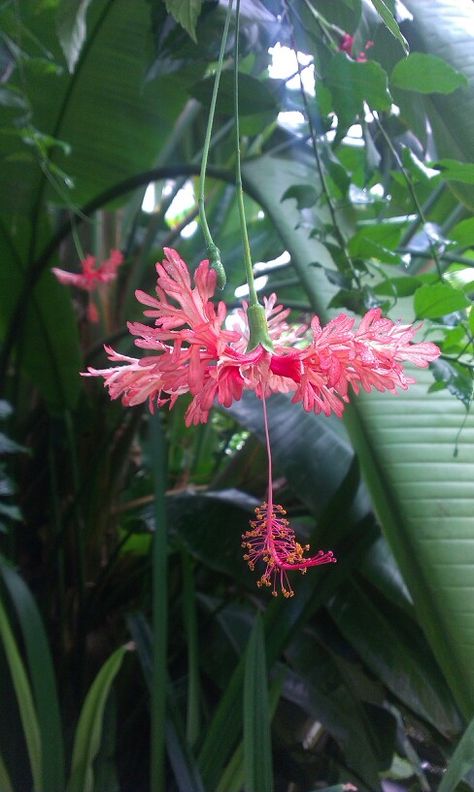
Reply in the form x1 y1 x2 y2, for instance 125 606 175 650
242 503 336 598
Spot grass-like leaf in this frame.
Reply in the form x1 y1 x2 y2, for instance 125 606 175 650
438 716 474 792
0 749 14 792
67 645 129 792
243 615 273 792
148 411 168 792
0 556 65 791
128 612 206 792
0 595 42 791
369 0 408 53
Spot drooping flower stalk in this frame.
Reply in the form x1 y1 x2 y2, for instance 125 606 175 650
232 34 333 597
233 0 256 310
233 0 273 353
85 250 440 594
241 396 336 597
197 0 234 289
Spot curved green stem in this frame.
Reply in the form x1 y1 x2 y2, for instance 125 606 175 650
234 0 273 351
198 0 235 288
373 115 443 278
233 0 257 307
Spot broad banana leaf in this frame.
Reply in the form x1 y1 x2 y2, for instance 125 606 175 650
243 154 474 717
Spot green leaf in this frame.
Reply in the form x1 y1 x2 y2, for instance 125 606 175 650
165 0 202 43
414 282 471 318
360 535 413 614
228 393 356 521
431 359 474 410
0 751 14 792
189 71 278 117
56 0 94 73
374 276 421 298
0 557 65 792
400 146 437 184
242 154 334 300
281 184 318 210
348 225 403 265
128 613 206 792
368 0 409 54
182 554 200 747
345 377 474 717
217 674 282 792
0 266 82 411
92 696 119 792
438 717 474 792
1 2 194 212
443 267 474 292
0 432 25 455
0 401 12 420
391 53 467 94
242 151 474 719
401 0 474 210
67 645 129 792
283 644 393 785
0 86 28 109
0 596 42 792
198 545 368 789
328 580 462 734
195 433 370 789
431 159 474 185
309 787 354 792
0 502 22 522
243 615 273 792
148 411 168 792
449 218 474 248
162 489 256 585
440 325 467 354
326 54 392 133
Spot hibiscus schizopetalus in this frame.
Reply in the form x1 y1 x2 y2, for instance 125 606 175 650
85 248 440 595
53 249 124 323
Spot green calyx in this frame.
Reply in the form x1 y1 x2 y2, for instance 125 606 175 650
246 303 274 352
207 244 226 290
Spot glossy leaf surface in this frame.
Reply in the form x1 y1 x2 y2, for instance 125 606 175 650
244 152 474 717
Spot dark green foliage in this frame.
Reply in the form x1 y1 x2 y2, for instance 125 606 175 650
0 0 473 790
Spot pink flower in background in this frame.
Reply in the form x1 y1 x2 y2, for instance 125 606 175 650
339 31 375 62
84 248 440 594
339 33 355 54
53 249 124 322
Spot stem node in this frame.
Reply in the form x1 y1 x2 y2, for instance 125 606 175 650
207 243 226 290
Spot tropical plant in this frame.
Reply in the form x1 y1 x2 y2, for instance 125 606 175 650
0 0 474 790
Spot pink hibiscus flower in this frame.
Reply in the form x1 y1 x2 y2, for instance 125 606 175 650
53 249 124 322
84 248 440 594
